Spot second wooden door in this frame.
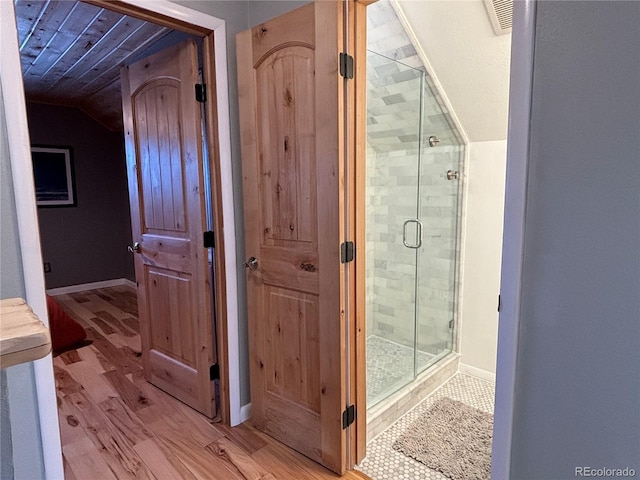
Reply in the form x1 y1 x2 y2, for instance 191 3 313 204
237 2 352 474
121 40 217 418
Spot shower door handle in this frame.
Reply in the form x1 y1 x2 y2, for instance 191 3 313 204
402 219 423 249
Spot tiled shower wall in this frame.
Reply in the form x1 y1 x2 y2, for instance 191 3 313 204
366 0 464 358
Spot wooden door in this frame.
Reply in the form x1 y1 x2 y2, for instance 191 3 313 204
237 2 365 474
121 40 217 417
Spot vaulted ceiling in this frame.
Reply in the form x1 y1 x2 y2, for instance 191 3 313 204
14 0 512 140
396 0 512 142
15 0 173 131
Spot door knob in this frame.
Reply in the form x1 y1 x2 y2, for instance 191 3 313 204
446 170 459 180
128 242 141 253
244 257 258 271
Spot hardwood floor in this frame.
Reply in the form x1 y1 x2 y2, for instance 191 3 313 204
53 286 370 480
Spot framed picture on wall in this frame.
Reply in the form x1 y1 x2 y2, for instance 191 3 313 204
31 146 76 207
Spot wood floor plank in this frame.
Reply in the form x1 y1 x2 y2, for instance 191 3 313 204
90 315 117 335
345 471 372 480
77 345 115 373
214 422 269 455
206 436 276 480
98 396 154 445
148 419 245 480
121 317 140 333
64 437 118 480
252 434 352 480
169 404 226 448
128 369 224 447
95 287 138 316
63 457 79 480
107 331 141 351
64 361 119 403
128 369 182 418
54 364 84 396
57 394 85 446
56 296 115 336
59 349 82 365
252 444 324 480
86 294 134 321
105 316 136 338
68 292 91 304
134 438 194 480
84 327 141 375
103 369 152 412
134 395 225 449
120 345 142 367
93 289 116 302
86 293 139 337
66 391 154 480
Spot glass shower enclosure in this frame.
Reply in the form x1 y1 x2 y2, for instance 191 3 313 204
365 51 464 407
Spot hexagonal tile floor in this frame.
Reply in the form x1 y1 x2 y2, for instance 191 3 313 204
356 373 495 480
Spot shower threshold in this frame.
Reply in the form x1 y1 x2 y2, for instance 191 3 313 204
367 335 439 406
366 343 459 442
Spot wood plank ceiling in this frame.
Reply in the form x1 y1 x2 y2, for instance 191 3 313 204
15 0 173 131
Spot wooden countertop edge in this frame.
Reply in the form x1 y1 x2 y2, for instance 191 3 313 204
0 343 52 369
0 298 52 369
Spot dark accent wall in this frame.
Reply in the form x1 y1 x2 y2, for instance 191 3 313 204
26 102 135 289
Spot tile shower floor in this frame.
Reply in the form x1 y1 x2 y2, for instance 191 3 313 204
367 335 434 405
357 373 495 480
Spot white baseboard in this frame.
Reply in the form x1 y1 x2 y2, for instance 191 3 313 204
46 278 136 296
239 403 251 424
459 363 496 383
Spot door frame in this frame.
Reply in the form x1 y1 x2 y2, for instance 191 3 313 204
86 0 237 427
1 2 63 477
491 0 537 477
2 0 241 468
348 0 372 465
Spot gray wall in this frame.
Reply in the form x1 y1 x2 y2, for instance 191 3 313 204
509 1 640 477
247 0 311 26
0 368 12 480
1 84 45 480
26 102 134 289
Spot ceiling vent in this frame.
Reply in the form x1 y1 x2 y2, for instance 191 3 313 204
483 0 513 35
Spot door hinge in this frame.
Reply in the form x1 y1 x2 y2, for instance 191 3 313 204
342 405 356 429
339 52 354 79
209 363 220 381
497 294 501 312
195 83 207 103
203 230 215 248
341 241 355 264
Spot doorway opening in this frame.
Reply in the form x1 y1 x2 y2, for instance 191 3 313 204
12 0 235 428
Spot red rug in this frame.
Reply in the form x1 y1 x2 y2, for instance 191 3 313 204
46 295 87 353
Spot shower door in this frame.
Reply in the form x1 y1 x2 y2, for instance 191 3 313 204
415 77 463 373
365 51 423 406
366 51 462 407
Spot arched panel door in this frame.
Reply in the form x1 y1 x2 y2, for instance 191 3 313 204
237 1 369 473
121 40 217 418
